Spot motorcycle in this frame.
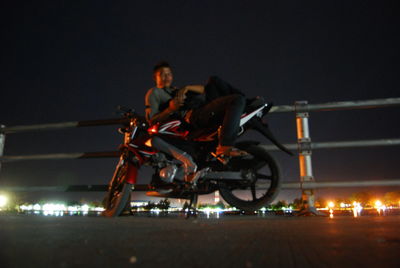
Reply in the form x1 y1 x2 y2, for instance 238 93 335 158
102 97 293 217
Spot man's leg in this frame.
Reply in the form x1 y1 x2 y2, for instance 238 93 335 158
151 136 198 183
191 94 246 151
204 76 244 102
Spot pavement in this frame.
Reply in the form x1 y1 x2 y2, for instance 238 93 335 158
0 213 400 268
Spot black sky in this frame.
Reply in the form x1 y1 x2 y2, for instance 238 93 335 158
1 1 399 202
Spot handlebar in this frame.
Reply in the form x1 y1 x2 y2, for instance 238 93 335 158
115 105 148 130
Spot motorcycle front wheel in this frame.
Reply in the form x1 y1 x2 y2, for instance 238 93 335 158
218 144 281 212
102 161 132 217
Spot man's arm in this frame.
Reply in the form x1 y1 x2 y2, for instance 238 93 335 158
175 85 204 103
184 85 205 94
145 88 183 124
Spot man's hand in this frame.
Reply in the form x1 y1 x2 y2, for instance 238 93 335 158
176 87 188 103
169 88 187 111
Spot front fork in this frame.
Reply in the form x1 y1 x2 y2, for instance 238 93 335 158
109 152 140 189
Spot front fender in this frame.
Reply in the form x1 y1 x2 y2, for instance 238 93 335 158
125 164 138 184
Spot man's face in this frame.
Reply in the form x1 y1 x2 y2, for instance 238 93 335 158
154 67 173 88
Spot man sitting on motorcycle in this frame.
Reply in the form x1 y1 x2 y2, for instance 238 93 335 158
145 61 247 158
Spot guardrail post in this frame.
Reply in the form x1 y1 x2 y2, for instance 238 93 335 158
0 125 5 172
295 102 322 216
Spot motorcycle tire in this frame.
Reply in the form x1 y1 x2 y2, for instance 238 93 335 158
102 162 132 217
218 144 281 212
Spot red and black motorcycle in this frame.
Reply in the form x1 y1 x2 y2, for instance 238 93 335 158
102 98 292 217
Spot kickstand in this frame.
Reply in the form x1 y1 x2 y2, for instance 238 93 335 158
185 192 198 219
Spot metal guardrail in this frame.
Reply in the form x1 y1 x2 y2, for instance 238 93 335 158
2 98 399 134
270 97 400 113
1 139 400 162
1 97 400 213
0 151 120 163
1 118 128 134
2 179 400 192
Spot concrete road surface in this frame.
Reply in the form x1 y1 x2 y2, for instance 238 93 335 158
1 214 400 267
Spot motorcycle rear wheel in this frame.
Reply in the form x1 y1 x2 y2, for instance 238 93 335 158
102 162 132 217
218 144 281 212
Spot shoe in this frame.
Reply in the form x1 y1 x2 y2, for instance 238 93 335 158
156 188 173 194
214 145 248 158
185 173 198 184
148 183 173 195
146 188 173 197
212 146 248 165
184 168 210 185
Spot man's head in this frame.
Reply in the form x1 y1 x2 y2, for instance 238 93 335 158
153 61 173 89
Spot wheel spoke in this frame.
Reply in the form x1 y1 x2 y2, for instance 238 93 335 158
253 161 266 170
256 173 272 180
251 184 257 201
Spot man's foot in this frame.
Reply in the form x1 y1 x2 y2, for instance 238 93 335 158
148 182 173 194
212 146 248 165
156 188 173 194
214 145 248 158
184 168 210 185
184 173 198 184
146 187 173 197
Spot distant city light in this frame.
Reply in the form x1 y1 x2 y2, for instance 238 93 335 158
374 200 382 208
18 202 104 215
352 202 363 217
0 195 8 207
374 200 386 215
328 201 335 208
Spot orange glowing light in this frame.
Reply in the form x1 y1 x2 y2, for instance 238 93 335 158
148 125 158 134
328 201 335 208
375 200 382 208
144 139 152 147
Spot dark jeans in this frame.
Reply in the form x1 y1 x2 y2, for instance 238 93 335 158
204 76 244 102
190 93 246 146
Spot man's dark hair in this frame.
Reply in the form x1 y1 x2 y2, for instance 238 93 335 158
153 61 171 74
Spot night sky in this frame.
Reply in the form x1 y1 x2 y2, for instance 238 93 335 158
1 1 399 203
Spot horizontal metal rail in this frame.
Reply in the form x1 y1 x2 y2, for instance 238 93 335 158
1 118 128 134
270 97 400 113
0 151 120 162
0 184 149 192
1 98 400 135
2 179 400 192
1 138 400 162
261 138 400 151
282 180 400 189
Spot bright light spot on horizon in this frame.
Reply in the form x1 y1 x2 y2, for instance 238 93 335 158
352 202 363 218
67 206 79 212
18 202 103 215
374 200 382 208
374 200 386 215
0 195 8 207
282 206 293 213
328 201 335 208
42 204 66 212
